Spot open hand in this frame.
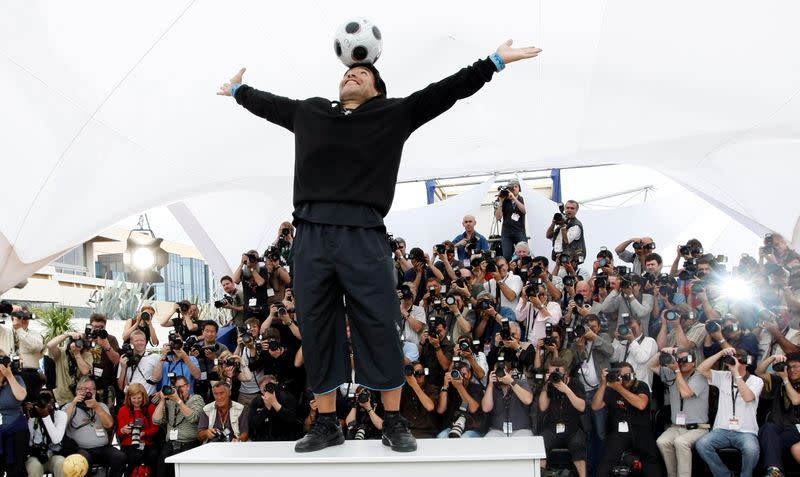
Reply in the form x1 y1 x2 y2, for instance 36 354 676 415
217 68 246 96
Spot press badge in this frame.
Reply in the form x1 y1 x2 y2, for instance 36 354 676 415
675 412 687 426
169 429 179 441
93 367 103 378
95 427 106 438
503 422 513 434
248 298 257 307
556 423 566 434
728 416 740 430
618 421 629 433
200 372 207 381
510 213 520 222
267 288 275 297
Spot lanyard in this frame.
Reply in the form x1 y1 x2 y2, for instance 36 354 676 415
731 375 744 416
217 406 231 430
678 371 695 412
169 401 186 429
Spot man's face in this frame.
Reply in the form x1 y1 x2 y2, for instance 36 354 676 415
620 366 636 389
638 238 655 255
587 319 601 334
13 316 29 330
645 259 660 274
77 382 96 399
787 360 800 382
188 304 199 318
222 280 236 295
677 353 696 373
247 323 260 336
131 334 147 353
516 247 530 259
775 236 789 254
396 242 406 255
564 202 578 219
496 259 509 278
434 324 447 340
698 263 712 277
212 386 231 407
459 269 473 283
90 321 105 332
462 215 476 233
203 325 217 343
629 319 641 336
723 320 741 339
446 248 456 263
339 66 380 103
174 380 191 400
575 281 591 296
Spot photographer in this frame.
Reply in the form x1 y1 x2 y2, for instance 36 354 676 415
432 241 460 284
272 221 295 270
472 292 517 347
123 305 160 346
649 348 710 477
118 330 161 396
398 283 426 345
198 381 249 443
219 275 245 329
656 304 707 362
259 303 302 353
405 247 445 304
755 353 800 476
611 315 657 390
483 256 523 311
191 321 230 403
615 237 657 275
546 200 586 267
494 179 527 261
344 387 384 440
116 384 159 477
760 233 800 270
436 360 484 438
25 390 67 477
688 258 724 322
157 301 200 338
651 272 685 338
441 292 475 343
0 353 28 477
703 314 759 373
46 331 93 406
215 352 255 403
10 309 44 402
454 335 488 385
599 274 654 336
419 317 455 387
570 314 613 441
533 325 573 377
539 358 587 477
482 360 533 437
695 348 763 477
153 338 201 395
247 375 301 441
254 329 303 399
392 237 413 286
592 363 663 477
563 280 596 327
400 361 440 438
62 376 126 477
453 214 489 262
670 238 706 281
233 318 266 407
85 313 121 408
527 256 564 303
517 282 561 344
152 376 204 477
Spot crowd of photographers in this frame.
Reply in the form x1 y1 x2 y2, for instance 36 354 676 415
2 204 800 477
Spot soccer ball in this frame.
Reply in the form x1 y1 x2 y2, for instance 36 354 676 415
333 18 383 67
63 453 89 477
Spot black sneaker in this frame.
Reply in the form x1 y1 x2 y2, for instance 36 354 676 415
294 416 345 453
381 414 417 452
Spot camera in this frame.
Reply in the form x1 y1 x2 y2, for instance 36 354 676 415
497 186 510 199
524 284 539 298
458 340 472 353
140 311 152 321
562 275 576 287
677 354 694 365
721 355 738 367
595 273 609 289
404 364 415 377
121 343 140 365
0 355 20 374
549 370 564 384
357 389 371 404
773 362 787 372
553 212 564 224
264 382 277 394
450 369 463 380
267 338 281 351
530 265 544 278
664 310 681 321
162 385 175 396
388 235 400 253
543 336 558 347
499 319 512 340
574 293 585 307
176 301 191 314
445 295 456 306
705 320 722 333
351 425 367 440
659 351 675 367
617 324 631 337
691 282 705 294
210 428 233 443
86 327 108 340
762 234 775 255
448 402 469 438
559 254 571 264
427 318 438 337
475 300 493 312
245 251 260 264
214 295 234 308
131 418 144 446
436 243 447 255
606 369 621 382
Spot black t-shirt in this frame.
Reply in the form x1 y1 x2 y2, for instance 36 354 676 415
603 380 651 429
501 195 526 234
242 264 271 314
420 340 454 387
443 382 485 432
766 374 800 427
542 380 586 435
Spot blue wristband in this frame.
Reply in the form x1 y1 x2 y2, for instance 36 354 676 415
230 83 242 98
489 52 505 72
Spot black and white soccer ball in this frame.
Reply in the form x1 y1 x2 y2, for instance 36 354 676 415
333 18 382 67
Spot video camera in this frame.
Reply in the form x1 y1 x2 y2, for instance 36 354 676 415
214 295 234 308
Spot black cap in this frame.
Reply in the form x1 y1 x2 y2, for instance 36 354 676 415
348 62 387 96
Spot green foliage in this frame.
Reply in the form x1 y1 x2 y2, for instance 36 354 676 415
89 280 153 320
32 307 75 342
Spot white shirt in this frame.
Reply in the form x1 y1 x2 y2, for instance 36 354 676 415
118 353 161 395
28 409 68 449
611 334 658 389
484 273 524 311
516 300 562 344
400 304 426 344
709 369 763 434
552 225 582 254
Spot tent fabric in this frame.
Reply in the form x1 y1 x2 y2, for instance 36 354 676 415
1 1 798 292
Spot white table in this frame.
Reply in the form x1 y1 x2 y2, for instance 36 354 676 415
167 437 546 477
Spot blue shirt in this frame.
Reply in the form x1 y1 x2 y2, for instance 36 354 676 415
159 356 200 393
452 232 490 261
478 306 517 344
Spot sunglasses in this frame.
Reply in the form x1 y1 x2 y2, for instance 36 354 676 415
413 370 426 377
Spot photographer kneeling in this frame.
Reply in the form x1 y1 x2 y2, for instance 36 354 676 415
436 360 484 438
25 390 67 477
344 387 384 441
482 359 533 437
152 376 204 477
116 384 159 477
248 375 300 441
400 362 439 438
198 381 249 443
539 358 587 477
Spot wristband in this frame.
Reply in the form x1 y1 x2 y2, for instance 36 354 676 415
440 386 448 392
489 52 506 72
230 83 242 98
784 379 791 386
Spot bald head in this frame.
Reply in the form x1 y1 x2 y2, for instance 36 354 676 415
463 215 476 233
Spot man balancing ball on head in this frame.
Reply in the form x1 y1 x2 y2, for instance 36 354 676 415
217 39 541 453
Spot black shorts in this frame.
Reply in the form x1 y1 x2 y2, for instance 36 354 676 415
293 221 404 394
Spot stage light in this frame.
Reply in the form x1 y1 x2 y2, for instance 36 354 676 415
123 215 169 283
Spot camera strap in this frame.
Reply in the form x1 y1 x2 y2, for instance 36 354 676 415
33 417 52 446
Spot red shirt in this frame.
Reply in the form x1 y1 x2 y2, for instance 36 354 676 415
116 404 159 446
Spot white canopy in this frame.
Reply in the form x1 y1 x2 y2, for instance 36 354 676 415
2 1 799 291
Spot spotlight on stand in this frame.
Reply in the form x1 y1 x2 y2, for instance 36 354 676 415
123 215 169 283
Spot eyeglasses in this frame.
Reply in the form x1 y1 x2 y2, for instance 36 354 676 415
413 370 426 377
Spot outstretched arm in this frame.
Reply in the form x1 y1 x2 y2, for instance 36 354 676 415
218 67 300 131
